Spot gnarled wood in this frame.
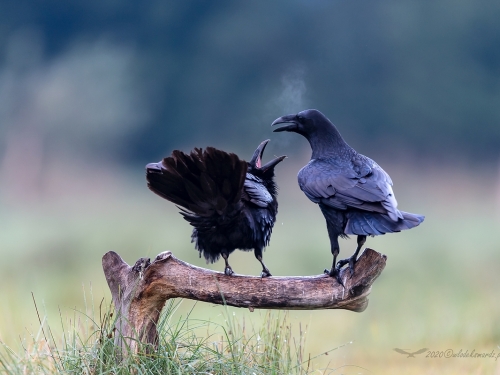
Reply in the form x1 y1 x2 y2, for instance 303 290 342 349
102 248 386 353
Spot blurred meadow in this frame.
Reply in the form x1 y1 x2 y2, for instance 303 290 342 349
1 1 500 373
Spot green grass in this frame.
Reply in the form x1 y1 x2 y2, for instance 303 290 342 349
0 296 351 374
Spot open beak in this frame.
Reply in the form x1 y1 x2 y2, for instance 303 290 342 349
249 139 270 168
271 114 299 132
261 154 286 172
249 139 286 171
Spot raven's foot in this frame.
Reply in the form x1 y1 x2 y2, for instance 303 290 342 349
224 266 234 276
336 253 358 276
260 268 272 278
324 267 344 286
255 254 271 278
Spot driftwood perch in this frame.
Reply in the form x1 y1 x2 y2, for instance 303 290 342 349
102 248 386 353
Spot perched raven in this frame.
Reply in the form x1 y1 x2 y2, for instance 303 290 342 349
145 140 286 277
272 109 424 283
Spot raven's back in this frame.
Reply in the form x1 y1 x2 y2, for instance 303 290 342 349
299 156 425 236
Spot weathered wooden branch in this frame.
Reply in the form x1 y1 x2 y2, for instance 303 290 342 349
102 248 386 353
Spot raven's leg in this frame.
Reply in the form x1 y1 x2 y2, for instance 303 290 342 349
323 224 343 285
318 206 344 285
221 251 234 276
336 235 366 275
254 248 272 277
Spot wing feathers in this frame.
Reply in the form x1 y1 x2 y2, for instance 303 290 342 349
299 157 403 220
244 174 273 208
345 210 425 236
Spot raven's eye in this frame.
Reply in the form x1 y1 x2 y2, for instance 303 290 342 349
297 116 304 122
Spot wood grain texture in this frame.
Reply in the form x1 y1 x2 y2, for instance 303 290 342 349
102 248 386 353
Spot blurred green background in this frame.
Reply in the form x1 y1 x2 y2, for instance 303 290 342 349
1 1 500 373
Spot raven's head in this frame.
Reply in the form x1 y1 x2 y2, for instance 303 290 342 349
248 139 286 177
272 109 348 158
271 109 332 136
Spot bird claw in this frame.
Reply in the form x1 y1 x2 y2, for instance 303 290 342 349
336 255 358 276
336 259 349 268
224 267 234 276
325 267 344 287
260 269 272 278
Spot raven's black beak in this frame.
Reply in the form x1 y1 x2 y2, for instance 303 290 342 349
249 139 270 169
271 114 299 132
261 155 286 172
249 139 286 171
249 139 269 168
145 161 163 173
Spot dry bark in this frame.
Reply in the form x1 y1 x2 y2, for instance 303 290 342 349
102 248 386 353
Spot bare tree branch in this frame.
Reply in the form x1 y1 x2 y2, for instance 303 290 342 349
102 248 386 353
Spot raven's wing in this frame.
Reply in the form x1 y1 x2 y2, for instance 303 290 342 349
243 173 273 208
298 155 402 221
241 173 277 246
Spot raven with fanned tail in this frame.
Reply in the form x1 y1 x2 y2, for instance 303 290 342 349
272 109 424 284
146 140 286 277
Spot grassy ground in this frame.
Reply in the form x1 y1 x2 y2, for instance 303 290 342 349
1 299 328 374
1 156 500 374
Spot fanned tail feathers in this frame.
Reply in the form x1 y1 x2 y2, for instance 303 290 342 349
146 147 247 218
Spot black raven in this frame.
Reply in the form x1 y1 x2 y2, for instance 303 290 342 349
272 109 424 283
145 140 286 277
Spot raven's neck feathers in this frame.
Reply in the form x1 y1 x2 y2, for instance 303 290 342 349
306 121 352 160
